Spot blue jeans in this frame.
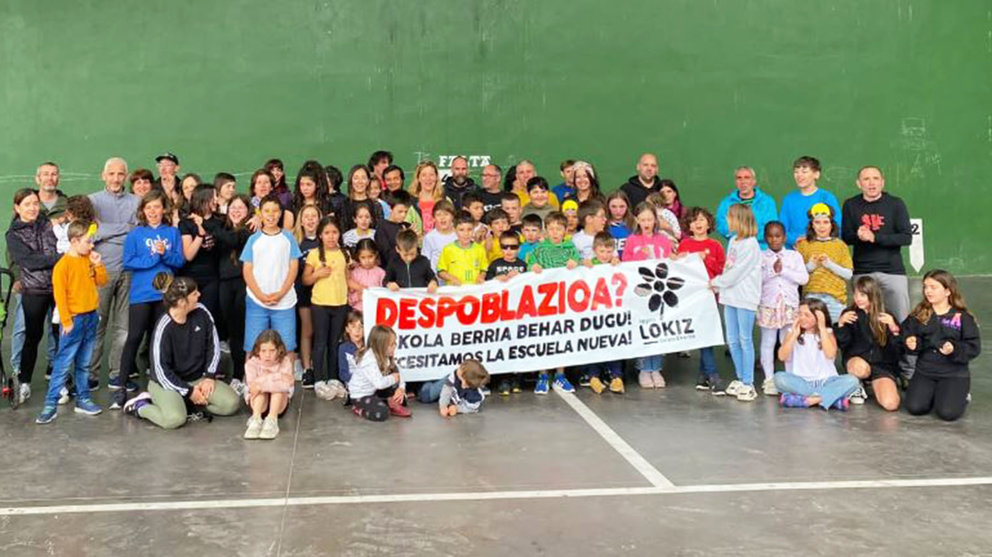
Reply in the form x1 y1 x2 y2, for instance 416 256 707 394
724 305 756 385
43 311 99 407
580 361 622 380
10 293 57 373
637 354 664 373
418 378 445 403
773 371 859 409
699 347 717 376
244 298 297 352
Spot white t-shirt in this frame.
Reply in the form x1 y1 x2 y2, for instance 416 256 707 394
785 332 837 382
571 230 595 261
422 229 457 271
240 229 302 310
342 228 376 249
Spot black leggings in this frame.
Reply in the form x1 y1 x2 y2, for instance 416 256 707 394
354 387 398 422
119 302 165 381
20 293 55 382
192 277 220 325
905 373 970 422
311 304 349 383
219 277 247 380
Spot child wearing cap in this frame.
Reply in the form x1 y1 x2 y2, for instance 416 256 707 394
796 203 852 322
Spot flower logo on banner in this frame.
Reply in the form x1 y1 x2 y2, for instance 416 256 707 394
633 262 685 317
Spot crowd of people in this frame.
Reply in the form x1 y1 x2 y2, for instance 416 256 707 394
3 151 981 438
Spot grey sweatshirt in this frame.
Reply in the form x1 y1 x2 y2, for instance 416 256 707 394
89 188 139 272
711 236 762 311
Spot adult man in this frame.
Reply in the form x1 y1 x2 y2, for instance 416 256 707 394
842 166 913 324
89 158 140 405
477 164 503 215
368 150 393 183
383 164 405 193
442 156 478 210
7 162 65 386
715 166 778 249
153 152 180 197
619 153 663 208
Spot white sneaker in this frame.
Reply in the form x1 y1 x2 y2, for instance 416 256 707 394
849 385 867 405
219 341 231 354
58 387 71 405
244 416 263 440
327 380 348 400
230 379 246 399
725 380 743 397
314 381 334 400
736 384 758 402
762 378 779 396
19 383 31 404
259 415 279 440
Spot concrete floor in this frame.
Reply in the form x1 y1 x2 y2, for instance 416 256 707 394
0 277 990 556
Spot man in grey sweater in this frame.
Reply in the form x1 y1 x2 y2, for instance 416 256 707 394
89 158 139 400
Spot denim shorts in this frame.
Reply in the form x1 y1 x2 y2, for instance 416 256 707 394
244 298 297 352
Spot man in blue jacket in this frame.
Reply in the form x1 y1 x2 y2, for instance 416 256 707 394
715 166 778 249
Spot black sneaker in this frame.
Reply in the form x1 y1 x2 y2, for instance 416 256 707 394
511 376 522 393
695 374 711 391
709 377 728 396
109 389 127 410
88 378 100 392
45 365 53 380
578 374 592 387
497 379 512 396
302 369 315 389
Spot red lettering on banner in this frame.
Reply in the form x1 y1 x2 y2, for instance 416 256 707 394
518 286 537 317
591 278 613 310
457 295 480 325
377 299 398 327
481 292 500 324
398 298 417 329
418 298 436 328
537 283 557 316
567 280 591 311
558 281 566 313
436 297 456 327
499 290 516 320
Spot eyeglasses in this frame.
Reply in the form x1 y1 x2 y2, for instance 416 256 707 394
500 244 520 250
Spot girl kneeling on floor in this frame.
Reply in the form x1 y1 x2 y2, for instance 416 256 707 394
244 330 295 439
123 273 241 428
346 324 411 421
774 298 859 411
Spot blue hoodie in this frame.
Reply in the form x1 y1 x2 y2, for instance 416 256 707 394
715 188 778 249
123 224 185 304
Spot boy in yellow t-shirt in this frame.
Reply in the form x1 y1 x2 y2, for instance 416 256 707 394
437 213 488 286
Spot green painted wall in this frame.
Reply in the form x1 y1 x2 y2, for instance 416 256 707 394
1 0 989 273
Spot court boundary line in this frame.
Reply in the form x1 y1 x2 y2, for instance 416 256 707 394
3 477 992 516
554 389 674 487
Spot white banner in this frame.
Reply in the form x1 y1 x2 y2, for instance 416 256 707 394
363 257 725 382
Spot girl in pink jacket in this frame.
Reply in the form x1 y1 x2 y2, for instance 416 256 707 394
243 329 295 440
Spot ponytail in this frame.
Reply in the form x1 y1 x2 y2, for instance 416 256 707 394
153 272 198 308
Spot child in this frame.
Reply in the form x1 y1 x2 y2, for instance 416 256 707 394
294 204 322 386
571 199 607 262
422 201 457 271
775 298 859 410
835 276 904 411
622 202 674 388
796 203 853 322
337 310 364 392
645 192 682 242
757 221 809 396
418 359 490 416
463 192 486 226
710 204 762 401
674 207 726 392
346 324 411 420
303 216 350 396
561 199 579 236
36 221 108 424
438 213 489 286
243 330 295 439
500 192 523 235
342 203 376 249
53 195 96 254
348 239 385 312
605 191 634 259
902 270 981 421
526 211 582 394
385 229 439 292
552 159 576 203
240 194 302 369
485 231 528 282
517 214 543 263
582 233 625 394
779 156 842 248
483 208 511 264
521 176 554 221
375 190 413 264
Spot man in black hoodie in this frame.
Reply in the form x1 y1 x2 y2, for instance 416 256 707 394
442 156 478 211
619 153 662 207
842 165 914 379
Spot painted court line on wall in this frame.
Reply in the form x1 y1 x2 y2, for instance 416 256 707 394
553 389 674 488
3 477 992 516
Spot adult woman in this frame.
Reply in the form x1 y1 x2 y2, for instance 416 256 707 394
344 164 383 230
264 158 293 209
215 194 253 394
658 179 688 221
408 161 446 234
5 188 59 403
129 169 155 198
569 161 603 204
179 185 224 323
250 169 293 229
122 273 239 428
